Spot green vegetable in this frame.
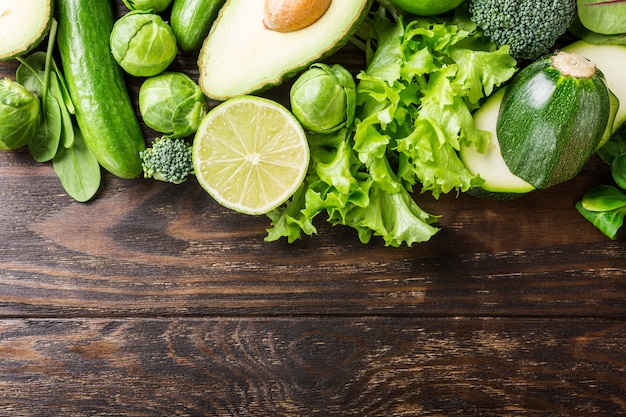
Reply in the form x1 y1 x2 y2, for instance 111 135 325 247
10 24 102 202
265 8 517 246
577 182 626 240
613 153 626 190
122 0 173 12
468 0 577 60
52 126 101 202
568 15 626 46
0 0 53 60
140 136 194 184
110 10 178 77
598 126 626 165
562 40 626 133
16 49 77 162
0 78 41 150
290 63 356 134
497 51 611 189
56 0 146 178
139 72 207 139
577 123 626 239
14 22 75 163
577 0 626 35
170 0 225 51
459 88 535 198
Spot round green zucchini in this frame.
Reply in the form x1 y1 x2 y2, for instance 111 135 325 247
56 0 145 179
497 51 611 189
170 0 226 52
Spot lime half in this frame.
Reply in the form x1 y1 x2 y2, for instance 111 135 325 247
193 96 309 215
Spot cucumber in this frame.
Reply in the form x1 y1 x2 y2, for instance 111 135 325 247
460 88 535 199
170 0 225 52
56 0 145 179
562 40 626 133
497 51 611 189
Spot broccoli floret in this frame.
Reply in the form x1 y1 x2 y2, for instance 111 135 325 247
468 0 577 61
139 136 194 184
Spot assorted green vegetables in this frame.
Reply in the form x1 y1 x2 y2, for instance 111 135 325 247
14 20 102 202
266 8 517 246
0 0 625 244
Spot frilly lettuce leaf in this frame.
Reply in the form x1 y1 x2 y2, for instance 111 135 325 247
265 8 517 247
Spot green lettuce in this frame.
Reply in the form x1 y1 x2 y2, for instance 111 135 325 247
265 7 517 247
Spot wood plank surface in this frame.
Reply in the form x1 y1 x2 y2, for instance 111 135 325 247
0 1 625 415
1 318 625 416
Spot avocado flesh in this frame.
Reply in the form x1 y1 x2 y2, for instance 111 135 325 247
198 0 371 101
0 0 52 60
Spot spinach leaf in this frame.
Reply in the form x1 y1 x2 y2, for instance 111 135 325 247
577 156 626 239
15 56 44 96
51 59 75 114
576 198 626 240
597 128 626 164
581 184 626 211
49 73 74 148
569 15 626 46
28 92 62 162
611 154 626 190
53 127 101 202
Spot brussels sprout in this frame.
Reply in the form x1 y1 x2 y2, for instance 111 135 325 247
139 72 208 138
289 63 356 134
110 10 178 77
123 0 173 13
0 78 41 151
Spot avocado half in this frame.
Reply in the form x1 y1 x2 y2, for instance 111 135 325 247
198 0 372 101
0 0 53 61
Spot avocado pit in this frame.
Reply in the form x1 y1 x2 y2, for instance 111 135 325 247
263 0 331 33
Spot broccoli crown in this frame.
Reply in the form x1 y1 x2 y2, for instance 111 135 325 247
468 0 576 61
139 136 194 184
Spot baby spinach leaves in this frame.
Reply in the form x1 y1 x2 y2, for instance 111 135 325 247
53 127 101 203
577 130 626 239
15 20 100 202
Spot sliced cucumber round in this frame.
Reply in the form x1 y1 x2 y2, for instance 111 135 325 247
460 88 535 197
0 0 52 61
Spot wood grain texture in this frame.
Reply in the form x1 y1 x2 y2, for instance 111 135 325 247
0 318 625 416
0 1 625 415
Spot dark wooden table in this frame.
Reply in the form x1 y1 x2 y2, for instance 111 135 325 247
1 3 625 416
